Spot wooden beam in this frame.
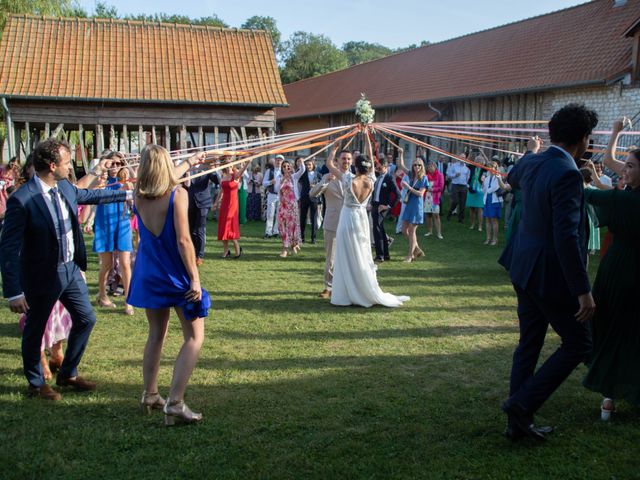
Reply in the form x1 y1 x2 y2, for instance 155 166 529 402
96 124 104 154
44 123 50 139
214 126 219 147
122 125 129 153
240 126 248 143
52 123 64 138
108 125 116 151
165 125 171 150
138 125 144 152
25 122 31 154
151 126 157 145
180 125 187 151
78 124 89 173
198 126 204 149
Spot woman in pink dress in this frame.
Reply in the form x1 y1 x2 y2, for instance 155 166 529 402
276 160 302 257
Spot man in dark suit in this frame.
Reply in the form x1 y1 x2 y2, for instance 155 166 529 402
298 158 320 244
188 168 219 265
371 157 401 262
0 139 129 400
498 104 598 441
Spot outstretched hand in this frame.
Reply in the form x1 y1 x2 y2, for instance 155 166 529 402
612 116 632 133
527 136 543 154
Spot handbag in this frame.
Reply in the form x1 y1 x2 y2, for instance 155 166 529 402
402 178 420 204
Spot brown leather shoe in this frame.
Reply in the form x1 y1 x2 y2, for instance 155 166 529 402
56 375 97 391
196 258 204 266
318 289 331 299
28 384 62 401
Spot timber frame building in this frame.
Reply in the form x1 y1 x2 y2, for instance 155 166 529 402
0 15 287 166
277 0 640 159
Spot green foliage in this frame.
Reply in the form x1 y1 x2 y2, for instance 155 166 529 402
0 0 78 33
342 41 393 66
93 1 118 19
124 12 228 27
280 31 348 84
242 15 281 54
394 40 431 54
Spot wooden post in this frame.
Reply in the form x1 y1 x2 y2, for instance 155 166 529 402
96 124 105 154
198 126 204 149
214 126 219 147
25 122 31 155
52 123 64 138
138 125 144 152
78 125 89 173
240 126 248 143
165 126 171 150
180 125 187 151
151 126 157 145
44 123 50 139
122 125 129 153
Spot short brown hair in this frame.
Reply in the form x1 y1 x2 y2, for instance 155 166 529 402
33 139 71 172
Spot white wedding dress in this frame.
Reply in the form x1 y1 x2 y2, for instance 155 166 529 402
331 173 410 308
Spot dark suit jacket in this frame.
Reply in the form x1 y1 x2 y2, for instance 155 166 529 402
372 172 401 208
498 146 590 300
0 176 127 298
188 172 219 209
298 170 320 201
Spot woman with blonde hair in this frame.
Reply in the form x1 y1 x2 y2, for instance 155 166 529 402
400 157 429 262
127 145 209 426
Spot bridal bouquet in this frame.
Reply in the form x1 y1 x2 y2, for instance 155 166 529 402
355 93 375 126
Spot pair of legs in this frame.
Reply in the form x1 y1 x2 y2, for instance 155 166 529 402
447 185 468 222
401 221 423 262
264 194 279 236
299 196 317 243
425 213 442 238
97 251 132 314
222 239 240 257
142 307 204 405
469 207 483 231
189 206 209 260
484 217 499 245
40 341 64 382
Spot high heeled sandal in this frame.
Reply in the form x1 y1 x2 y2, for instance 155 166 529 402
222 250 231 258
141 391 166 415
601 398 615 421
96 296 116 308
163 400 203 426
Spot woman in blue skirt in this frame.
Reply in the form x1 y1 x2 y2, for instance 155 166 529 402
400 157 430 262
482 159 509 245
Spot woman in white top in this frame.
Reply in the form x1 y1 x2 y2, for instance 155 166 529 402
482 160 510 245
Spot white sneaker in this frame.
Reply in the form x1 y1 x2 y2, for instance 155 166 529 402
437 234 443 240
424 232 432 237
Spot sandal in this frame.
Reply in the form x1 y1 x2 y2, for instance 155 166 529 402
96 296 116 308
601 398 615 421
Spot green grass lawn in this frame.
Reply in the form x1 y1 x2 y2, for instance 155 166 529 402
0 216 638 479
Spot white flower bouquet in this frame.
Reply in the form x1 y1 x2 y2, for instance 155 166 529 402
355 93 375 126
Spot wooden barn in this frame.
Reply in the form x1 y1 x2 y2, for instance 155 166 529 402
277 0 640 159
0 14 287 167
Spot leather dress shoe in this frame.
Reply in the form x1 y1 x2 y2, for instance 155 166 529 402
505 424 554 441
56 375 97 391
374 257 384 263
502 403 546 442
28 384 61 401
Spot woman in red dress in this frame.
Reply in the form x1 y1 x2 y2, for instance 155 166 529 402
276 160 302 257
212 160 251 258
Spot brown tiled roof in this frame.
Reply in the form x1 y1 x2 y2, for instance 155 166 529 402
278 0 640 120
0 15 287 107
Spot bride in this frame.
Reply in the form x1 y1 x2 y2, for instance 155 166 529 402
326 150 410 308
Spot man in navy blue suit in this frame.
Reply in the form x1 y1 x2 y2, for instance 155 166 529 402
371 157 400 262
498 104 598 441
188 167 219 266
0 139 129 400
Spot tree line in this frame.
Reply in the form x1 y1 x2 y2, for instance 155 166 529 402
0 1 430 85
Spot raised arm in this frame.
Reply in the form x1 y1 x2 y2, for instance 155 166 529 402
604 118 630 177
236 158 251 178
174 151 207 179
326 146 343 179
75 157 113 189
395 147 408 174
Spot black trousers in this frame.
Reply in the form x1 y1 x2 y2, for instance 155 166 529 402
299 196 317 242
505 285 592 417
447 184 468 222
188 206 209 259
371 202 389 259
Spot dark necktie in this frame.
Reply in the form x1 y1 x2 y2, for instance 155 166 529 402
50 187 68 262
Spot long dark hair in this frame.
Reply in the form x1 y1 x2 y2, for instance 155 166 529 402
354 155 372 175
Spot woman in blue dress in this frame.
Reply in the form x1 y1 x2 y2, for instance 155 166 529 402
482 159 509 246
127 145 209 426
93 151 134 315
400 158 429 262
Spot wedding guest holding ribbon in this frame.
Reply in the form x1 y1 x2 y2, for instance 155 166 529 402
247 165 263 221
93 151 135 315
127 145 209 425
187 164 219 266
424 160 445 239
446 153 470 223
400 158 429 262
297 158 320 244
482 159 509 246
212 159 251 259
466 152 487 232
581 119 640 420
371 157 401 262
276 160 302 257
262 155 283 238
0 139 130 401
238 163 249 225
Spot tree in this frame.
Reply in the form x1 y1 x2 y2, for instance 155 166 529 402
242 16 281 54
342 41 393 66
93 1 118 19
280 32 348 84
395 40 431 54
0 0 78 33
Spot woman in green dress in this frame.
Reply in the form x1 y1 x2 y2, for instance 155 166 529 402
466 153 486 231
583 118 640 420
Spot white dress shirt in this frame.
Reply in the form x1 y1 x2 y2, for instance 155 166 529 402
36 175 74 263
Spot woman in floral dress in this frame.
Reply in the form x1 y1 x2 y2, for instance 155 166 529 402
276 160 301 257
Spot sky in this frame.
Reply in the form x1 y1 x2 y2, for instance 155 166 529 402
77 0 586 49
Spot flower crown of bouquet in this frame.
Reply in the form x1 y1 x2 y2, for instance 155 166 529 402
355 93 375 126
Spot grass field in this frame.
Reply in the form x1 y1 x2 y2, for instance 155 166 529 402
0 217 638 479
